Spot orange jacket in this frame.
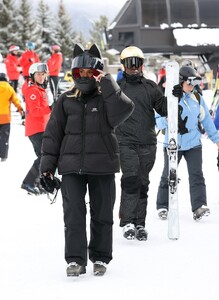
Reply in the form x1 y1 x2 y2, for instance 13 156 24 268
0 81 23 124
4 53 20 80
47 52 63 76
24 83 51 136
19 50 40 77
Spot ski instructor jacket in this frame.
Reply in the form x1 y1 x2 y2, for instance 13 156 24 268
23 82 51 137
47 52 63 76
115 75 168 145
40 74 135 176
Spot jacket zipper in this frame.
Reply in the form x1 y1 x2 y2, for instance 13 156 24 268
79 103 87 174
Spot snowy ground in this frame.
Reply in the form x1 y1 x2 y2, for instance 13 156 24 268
1 112 219 300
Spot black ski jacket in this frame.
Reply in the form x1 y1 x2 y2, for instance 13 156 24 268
40 74 134 175
116 75 167 145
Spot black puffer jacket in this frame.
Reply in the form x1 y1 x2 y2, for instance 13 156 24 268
40 74 134 175
116 75 167 145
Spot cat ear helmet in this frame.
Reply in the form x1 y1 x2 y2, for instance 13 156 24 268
71 44 104 94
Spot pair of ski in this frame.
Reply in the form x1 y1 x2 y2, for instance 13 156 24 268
165 61 180 240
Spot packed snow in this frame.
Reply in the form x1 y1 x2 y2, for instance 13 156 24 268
0 109 219 300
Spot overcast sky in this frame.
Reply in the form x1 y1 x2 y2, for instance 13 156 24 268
44 0 128 38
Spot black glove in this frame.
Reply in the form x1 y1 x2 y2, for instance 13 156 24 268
217 153 219 171
40 173 61 194
21 111 25 120
172 84 183 99
178 104 188 135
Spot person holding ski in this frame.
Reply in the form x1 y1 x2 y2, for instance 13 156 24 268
156 65 219 221
115 46 168 241
47 45 63 101
40 43 134 277
21 63 51 195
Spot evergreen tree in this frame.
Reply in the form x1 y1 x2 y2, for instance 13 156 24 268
55 0 80 70
89 15 114 64
35 0 59 62
0 0 20 55
17 0 36 51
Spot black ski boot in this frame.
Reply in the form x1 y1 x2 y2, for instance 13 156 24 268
158 208 168 220
193 206 210 221
122 223 135 240
93 261 107 276
66 262 86 277
135 225 148 241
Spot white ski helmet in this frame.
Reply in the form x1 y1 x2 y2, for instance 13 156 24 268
120 46 144 68
29 63 48 85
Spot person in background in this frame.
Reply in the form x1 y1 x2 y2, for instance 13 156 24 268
47 45 63 101
156 65 219 221
157 63 166 84
21 63 51 195
0 53 7 74
4 45 21 93
157 75 166 94
19 42 40 79
40 43 134 277
0 73 24 162
116 46 168 241
214 105 219 130
116 67 123 81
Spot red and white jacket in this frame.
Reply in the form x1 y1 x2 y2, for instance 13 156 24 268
19 50 40 77
4 53 20 80
23 82 51 136
47 52 63 76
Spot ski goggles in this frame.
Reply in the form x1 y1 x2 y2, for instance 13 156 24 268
34 63 48 73
186 76 202 86
72 68 100 79
122 57 144 69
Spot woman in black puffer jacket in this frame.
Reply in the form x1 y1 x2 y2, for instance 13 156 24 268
40 44 134 277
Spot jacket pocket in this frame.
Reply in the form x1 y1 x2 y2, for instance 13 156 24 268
101 133 118 160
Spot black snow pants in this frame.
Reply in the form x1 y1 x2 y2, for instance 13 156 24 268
61 173 116 266
156 146 207 212
0 123 10 160
119 144 156 227
22 132 43 185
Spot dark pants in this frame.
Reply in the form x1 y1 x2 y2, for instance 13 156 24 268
156 146 207 212
49 76 60 100
119 144 157 227
0 123 10 159
22 132 43 185
9 80 18 93
61 173 116 266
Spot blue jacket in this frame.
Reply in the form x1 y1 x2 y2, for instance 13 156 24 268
214 105 219 130
156 91 219 151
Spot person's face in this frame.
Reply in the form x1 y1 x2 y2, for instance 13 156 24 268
34 72 47 84
182 81 194 93
125 65 143 75
79 68 94 78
